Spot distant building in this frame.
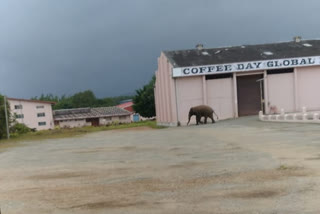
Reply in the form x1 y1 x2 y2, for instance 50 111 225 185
117 100 143 122
8 98 55 130
53 107 131 128
117 100 134 113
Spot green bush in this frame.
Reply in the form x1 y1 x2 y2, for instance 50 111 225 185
10 123 31 135
0 94 12 139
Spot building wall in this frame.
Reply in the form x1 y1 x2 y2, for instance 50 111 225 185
59 119 87 128
265 66 320 113
155 52 178 126
124 106 134 112
206 77 234 120
99 117 112 125
176 76 203 125
156 54 320 126
267 73 295 113
99 115 131 125
57 115 131 128
117 102 134 113
8 100 54 130
170 76 235 125
155 53 237 125
297 66 320 111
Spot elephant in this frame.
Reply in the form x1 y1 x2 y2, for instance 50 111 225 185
187 105 218 125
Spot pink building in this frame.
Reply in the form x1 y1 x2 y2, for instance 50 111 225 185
8 98 55 130
117 101 134 113
155 37 320 126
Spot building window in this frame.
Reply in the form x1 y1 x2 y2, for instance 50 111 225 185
38 122 46 126
267 68 294 75
14 105 23 109
16 114 24 119
37 113 45 117
206 73 233 80
36 105 44 109
119 116 127 120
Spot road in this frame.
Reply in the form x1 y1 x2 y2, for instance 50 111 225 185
1 117 320 213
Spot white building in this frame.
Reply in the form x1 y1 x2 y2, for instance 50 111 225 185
8 98 55 130
53 107 131 128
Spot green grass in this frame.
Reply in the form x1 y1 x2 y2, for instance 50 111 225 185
0 121 166 143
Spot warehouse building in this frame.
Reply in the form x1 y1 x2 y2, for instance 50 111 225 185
155 37 320 126
53 106 131 128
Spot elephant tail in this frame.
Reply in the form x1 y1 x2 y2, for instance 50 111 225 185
213 110 219 120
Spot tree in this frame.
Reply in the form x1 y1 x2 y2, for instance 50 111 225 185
31 93 59 102
31 91 134 110
0 94 11 139
133 76 156 118
71 90 97 108
53 95 73 110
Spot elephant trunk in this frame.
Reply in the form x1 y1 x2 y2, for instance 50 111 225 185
187 114 191 125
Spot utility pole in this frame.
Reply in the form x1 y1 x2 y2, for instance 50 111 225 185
4 96 10 139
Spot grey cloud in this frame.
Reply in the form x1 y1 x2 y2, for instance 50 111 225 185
1 0 320 98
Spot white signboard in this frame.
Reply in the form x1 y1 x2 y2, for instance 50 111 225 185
172 56 320 77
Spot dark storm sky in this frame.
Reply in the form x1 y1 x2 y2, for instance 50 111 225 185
1 0 320 98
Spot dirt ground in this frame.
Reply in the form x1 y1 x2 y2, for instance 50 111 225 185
1 117 320 213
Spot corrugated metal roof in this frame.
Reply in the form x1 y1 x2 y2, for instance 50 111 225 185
163 39 320 67
53 106 131 121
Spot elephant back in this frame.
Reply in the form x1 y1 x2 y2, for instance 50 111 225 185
193 105 213 114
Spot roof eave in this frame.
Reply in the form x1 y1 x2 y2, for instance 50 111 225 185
7 97 56 105
162 51 177 68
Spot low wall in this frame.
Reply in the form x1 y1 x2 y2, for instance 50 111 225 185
59 119 87 128
157 121 178 127
259 107 320 124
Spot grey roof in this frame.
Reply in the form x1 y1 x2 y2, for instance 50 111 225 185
53 107 131 121
163 39 320 68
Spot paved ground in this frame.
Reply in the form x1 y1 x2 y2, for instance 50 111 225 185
1 117 320 214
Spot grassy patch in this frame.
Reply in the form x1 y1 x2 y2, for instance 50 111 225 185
277 164 300 171
278 165 290 170
0 121 166 143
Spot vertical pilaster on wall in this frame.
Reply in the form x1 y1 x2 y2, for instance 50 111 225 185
160 56 166 122
202 76 207 105
263 71 269 114
174 78 179 124
158 57 165 123
233 73 238 118
294 68 299 111
169 65 178 125
161 55 168 123
154 71 161 123
154 86 158 121
167 62 173 123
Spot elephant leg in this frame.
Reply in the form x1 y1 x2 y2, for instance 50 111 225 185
196 115 201 125
204 117 207 124
210 114 215 123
